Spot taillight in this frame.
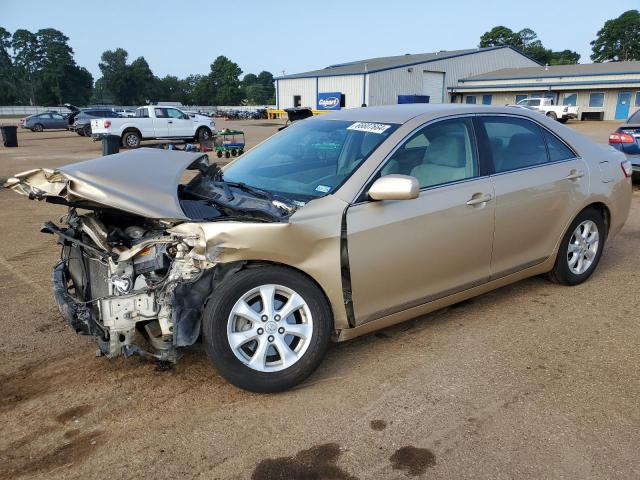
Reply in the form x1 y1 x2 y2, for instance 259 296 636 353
621 160 633 178
609 132 634 144
104 120 111 128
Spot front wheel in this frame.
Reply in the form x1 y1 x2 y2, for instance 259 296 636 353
548 208 606 285
32 123 44 132
83 124 92 137
202 266 333 392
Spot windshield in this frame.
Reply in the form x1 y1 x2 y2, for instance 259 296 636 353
222 119 399 203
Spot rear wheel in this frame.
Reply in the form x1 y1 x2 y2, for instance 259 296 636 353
122 130 141 149
202 266 332 392
32 123 44 132
76 130 85 136
548 208 606 285
82 124 92 137
546 111 558 121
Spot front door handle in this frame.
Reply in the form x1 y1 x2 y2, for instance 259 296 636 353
466 193 492 206
168 120 173 124
565 170 584 181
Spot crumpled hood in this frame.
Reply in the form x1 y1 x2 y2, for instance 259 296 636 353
4 148 208 220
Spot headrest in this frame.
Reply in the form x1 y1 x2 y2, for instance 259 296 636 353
428 134 466 168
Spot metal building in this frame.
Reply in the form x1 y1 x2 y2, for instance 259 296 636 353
275 46 539 111
450 62 640 121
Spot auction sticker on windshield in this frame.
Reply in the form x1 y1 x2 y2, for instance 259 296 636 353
347 122 392 134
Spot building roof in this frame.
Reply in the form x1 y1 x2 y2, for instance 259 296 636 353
461 61 640 82
276 46 529 80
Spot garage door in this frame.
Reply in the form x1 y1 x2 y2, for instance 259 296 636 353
422 71 444 104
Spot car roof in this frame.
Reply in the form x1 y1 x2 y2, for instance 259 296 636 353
313 104 540 124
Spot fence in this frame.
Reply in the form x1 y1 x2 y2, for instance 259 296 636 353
0 105 276 117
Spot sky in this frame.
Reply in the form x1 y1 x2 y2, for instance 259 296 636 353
3 0 638 80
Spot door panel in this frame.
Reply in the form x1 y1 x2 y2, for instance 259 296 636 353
615 91 632 120
490 160 589 277
165 108 192 137
347 178 494 324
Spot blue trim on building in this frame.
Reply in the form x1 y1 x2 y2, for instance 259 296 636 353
274 46 538 80
460 69 640 83
449 79 640 90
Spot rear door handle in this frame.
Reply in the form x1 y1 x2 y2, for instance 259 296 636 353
466 193 492 206
168 120 173 124
565 170 584 181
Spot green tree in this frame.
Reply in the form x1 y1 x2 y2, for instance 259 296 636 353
185 74 215 104
99 48 133 104
11 29 40 104
479 26 579 65
591 9 640 62
156 75 188 103
129 56 156 104
0 27 16 104
479 26 520 48
210 55 242 105
550 50 581 65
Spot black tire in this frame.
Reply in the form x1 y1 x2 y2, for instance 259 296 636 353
122 130 141 149
548 207 606 286
32 123 44 132
238 149 244 155
231 149 237 157
202 266 333 393
546 111 558 121
76 130 85 136
197 127 212 141
216 150 223 158
224 151 230 158
83 124 92 137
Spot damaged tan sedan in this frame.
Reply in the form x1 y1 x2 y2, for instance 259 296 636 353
5 105 633 392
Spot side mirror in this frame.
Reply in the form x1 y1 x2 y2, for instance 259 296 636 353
368 174 419 201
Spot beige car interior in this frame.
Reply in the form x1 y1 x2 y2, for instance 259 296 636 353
380 119 477 188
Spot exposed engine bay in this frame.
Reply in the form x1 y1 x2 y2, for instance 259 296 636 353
6 150 298 362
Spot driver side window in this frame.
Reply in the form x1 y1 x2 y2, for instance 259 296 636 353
380 117 478 188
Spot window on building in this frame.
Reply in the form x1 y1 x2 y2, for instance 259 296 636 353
480 116 548 173
466 95 477 104
589 92 605 108
293 95 302 108
515 94 528 103
482 95 492 105
635 91 640 107
563 93 578 106
340 94 346 108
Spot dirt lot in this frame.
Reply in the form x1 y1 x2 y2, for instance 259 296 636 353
1 119 639 480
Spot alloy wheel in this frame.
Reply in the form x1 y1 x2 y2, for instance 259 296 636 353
227 284 313 372
567 220 599 275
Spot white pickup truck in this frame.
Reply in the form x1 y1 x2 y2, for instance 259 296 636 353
91 105 216 148
510 97 579 123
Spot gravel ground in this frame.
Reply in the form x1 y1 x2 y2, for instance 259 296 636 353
0 119 639 480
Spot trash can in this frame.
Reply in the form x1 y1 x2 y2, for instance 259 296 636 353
1 126 18 147
102 135 120 156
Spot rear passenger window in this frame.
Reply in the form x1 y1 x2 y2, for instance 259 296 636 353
481 116 548 173
381 117 478 188
542 130 575 161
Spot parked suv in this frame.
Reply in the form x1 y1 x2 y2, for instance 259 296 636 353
72 108 121 136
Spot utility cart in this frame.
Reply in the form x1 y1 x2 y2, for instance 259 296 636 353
214 129 245 158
